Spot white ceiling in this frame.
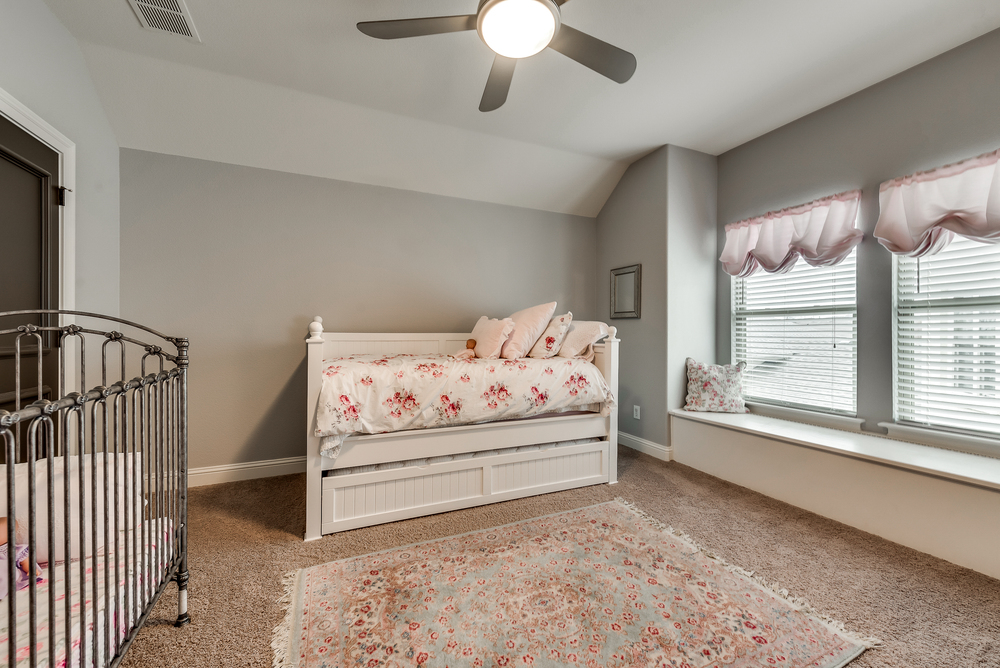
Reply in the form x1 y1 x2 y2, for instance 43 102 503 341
44 0 1000 215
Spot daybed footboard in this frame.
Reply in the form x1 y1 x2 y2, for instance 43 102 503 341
304 317 619 540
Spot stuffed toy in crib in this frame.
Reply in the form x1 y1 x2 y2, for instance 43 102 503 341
0 516 42 599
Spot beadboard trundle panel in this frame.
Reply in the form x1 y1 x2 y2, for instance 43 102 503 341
322 440 610 533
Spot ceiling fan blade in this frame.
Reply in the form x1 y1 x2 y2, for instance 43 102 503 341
480 55 517 112
548 24 636 84
357 15 477 40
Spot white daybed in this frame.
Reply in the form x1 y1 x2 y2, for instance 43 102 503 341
304 317 620 540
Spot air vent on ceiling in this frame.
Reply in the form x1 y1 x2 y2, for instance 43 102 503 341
127 0 201 42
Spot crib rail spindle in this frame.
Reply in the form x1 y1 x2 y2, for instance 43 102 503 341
0 310 189 668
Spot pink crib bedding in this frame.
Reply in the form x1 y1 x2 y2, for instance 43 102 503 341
0 521 172 667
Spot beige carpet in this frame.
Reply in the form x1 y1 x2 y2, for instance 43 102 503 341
121 447 1000 667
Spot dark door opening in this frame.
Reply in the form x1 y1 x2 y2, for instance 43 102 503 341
0 112 62 415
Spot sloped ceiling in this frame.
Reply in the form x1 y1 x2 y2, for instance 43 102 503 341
45 0 1000 216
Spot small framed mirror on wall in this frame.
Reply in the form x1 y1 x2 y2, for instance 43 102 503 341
610 264 641 319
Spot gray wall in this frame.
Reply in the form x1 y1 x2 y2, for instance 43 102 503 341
120 150 598 469
666 146 717 416
716 27 1000 433
597 148 668 445
595 145 718 448
0 0 119 315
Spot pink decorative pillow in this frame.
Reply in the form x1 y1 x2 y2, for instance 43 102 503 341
500 302 557 359
683 358 748 413
574 344 596 363
470 316 515 359
556 321 609 358
528 312 573 359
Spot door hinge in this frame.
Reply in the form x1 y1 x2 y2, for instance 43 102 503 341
57 186 72 206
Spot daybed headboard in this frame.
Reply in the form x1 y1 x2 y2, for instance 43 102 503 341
311 328 469 359
304 316 619 377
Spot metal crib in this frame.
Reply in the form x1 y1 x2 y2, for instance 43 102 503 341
0 310 189 667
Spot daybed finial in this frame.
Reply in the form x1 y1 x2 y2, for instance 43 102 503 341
308 316 324 341
607 326 618 340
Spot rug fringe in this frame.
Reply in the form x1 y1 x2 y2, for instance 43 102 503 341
613 497 882 650
272 569 302 668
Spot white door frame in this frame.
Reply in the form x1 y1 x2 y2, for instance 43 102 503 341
0 84 78 391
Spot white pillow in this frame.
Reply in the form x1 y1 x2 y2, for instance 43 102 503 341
528 312 573 359
471 316 515 359
557 321 610 359
500 302 557 360
0 453 142 564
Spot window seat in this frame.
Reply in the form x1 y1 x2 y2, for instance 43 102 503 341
668 409 1000 580
668 409 1000 492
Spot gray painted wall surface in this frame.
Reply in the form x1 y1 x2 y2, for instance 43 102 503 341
120 150 598 469
0 0 119 315
717 27 1000 433
666 146 717 417
597 148 668 446
595 145 718 448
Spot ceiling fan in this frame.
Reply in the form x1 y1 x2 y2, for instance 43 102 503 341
358 0 637 112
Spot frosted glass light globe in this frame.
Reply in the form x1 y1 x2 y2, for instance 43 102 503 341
479 0 558 59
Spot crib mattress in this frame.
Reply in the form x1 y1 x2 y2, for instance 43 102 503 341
0 521 172 667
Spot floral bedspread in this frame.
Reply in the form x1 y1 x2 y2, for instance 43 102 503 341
316 353 614 458
0 522 172 667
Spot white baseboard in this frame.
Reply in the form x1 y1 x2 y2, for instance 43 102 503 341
188 456 306 487
619 432 673 461
190 434 672 488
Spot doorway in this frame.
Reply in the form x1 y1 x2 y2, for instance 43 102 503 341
0 111 62 412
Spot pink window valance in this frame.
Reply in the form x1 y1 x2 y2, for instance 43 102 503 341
874 148 1000 257
719 190 863 278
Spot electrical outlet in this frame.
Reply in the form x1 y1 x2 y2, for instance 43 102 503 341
633 405 640 419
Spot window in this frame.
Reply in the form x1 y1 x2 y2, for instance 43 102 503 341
732 249 857 414
894 237 1000 437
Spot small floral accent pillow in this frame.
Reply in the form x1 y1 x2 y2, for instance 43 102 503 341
528 312 573 359
683 358 749 413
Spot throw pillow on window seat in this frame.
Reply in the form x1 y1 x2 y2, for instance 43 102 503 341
684 358 749 413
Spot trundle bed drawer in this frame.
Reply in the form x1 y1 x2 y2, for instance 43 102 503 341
321 440 610 533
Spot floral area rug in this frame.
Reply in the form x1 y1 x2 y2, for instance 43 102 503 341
273 500 877 668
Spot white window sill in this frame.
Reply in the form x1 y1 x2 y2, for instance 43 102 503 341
746 401 865 431
877 422 1000 459
669 409 1000 492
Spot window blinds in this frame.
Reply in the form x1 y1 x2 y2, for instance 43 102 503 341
895 237 1000 436
733 249 857 414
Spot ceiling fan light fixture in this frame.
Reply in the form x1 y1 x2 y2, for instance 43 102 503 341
477 0 560 59
357 0 636 112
